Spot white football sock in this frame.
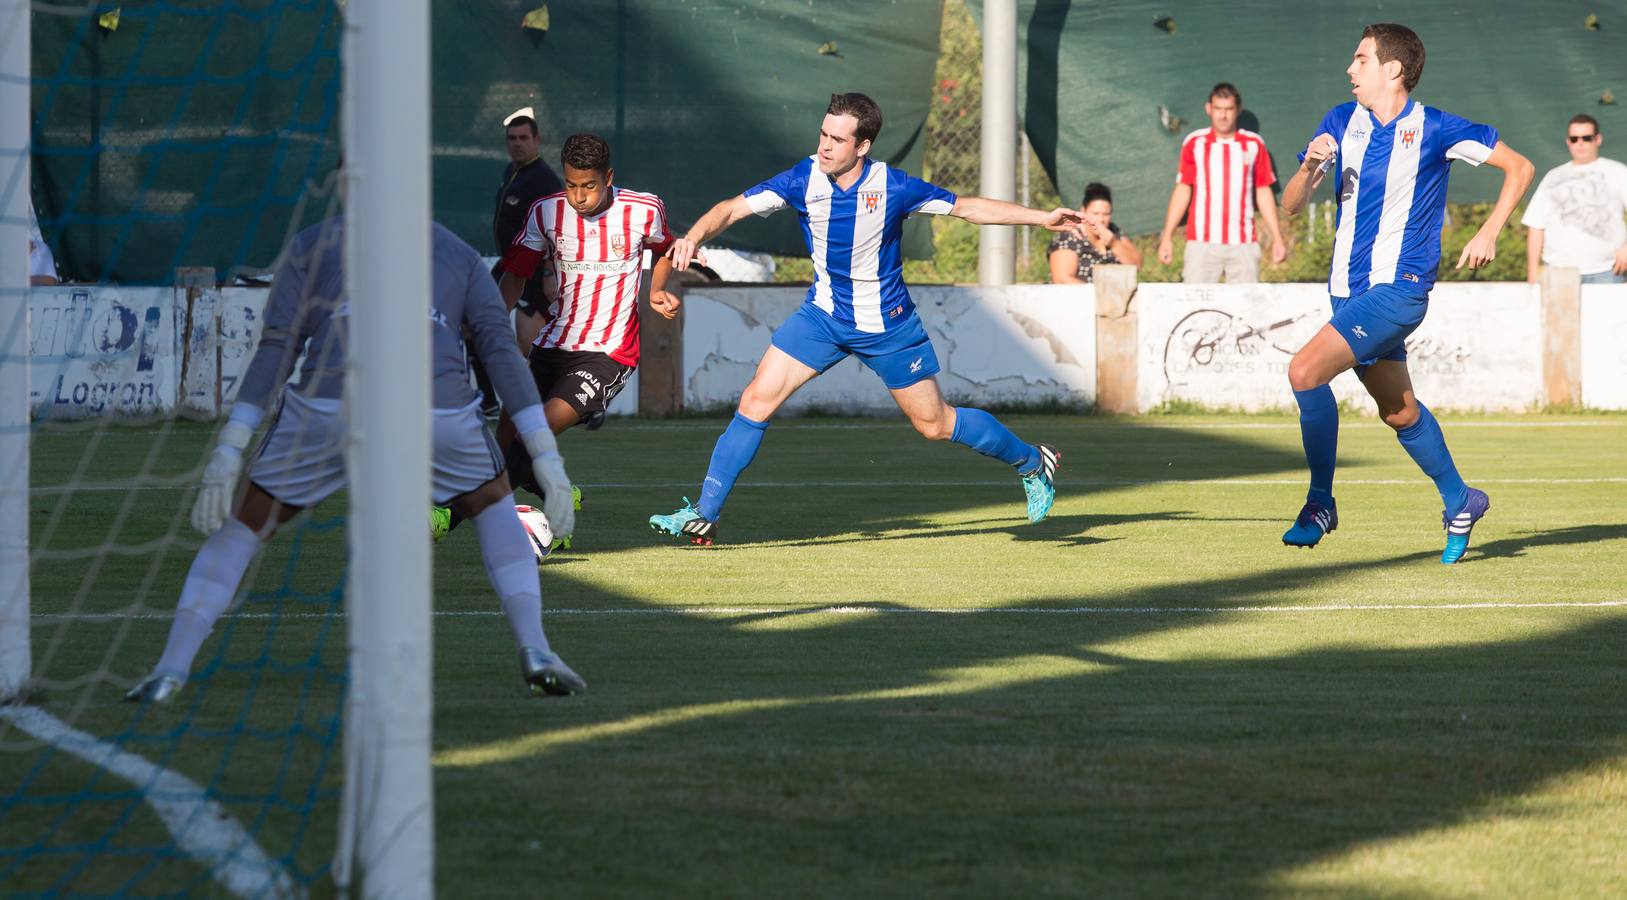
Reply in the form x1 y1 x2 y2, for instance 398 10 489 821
154 518 262 678
473 496 550 653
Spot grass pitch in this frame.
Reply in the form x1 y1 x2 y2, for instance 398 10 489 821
8 413 1627 897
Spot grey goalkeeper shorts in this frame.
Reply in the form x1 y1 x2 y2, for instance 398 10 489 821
249 389 504 507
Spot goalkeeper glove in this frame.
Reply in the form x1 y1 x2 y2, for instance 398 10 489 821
521 429 575 539
190 420 253 535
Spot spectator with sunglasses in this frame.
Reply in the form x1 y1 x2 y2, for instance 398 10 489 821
1523 114 1627 284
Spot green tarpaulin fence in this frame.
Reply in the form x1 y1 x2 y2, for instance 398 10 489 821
28 0 943 284
977 0 1627 234
29 1 1625 283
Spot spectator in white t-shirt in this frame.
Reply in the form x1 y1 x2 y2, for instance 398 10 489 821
27 198 60 285
1523 114 1627 285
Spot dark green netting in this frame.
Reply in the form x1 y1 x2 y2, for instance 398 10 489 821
31 1 343 285
31 1 944 284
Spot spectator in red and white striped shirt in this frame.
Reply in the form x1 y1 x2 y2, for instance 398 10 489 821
1156 83 1289 283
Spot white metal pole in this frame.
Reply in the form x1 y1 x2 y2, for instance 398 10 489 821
978 0 1017 286
1019 129 1031 278
336 0 434 895
0 0 33 702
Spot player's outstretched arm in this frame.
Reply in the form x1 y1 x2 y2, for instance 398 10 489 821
669 195 755 271
1457 141 1535 269
1281 134 1337 217
951 196 1082 231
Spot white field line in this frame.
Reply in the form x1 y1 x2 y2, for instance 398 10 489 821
0 705 301 899
32 599 1627 622
611 420 1627 431
30 475 1627 494
32 419 1627 438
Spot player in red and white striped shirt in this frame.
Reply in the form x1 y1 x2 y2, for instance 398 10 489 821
1156 83 1289 283
434 133 680 542
499 132 678 438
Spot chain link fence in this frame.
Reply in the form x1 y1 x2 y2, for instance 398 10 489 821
917 0 1061 283
773 0 1061 285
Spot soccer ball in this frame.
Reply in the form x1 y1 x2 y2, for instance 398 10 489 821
514 505 555 562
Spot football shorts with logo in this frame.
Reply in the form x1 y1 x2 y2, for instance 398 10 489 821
250 388 504 507
1328 281 1429 367
528 347 635 418
769 303 941 390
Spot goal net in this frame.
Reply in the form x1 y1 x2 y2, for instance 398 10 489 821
2 1 432 895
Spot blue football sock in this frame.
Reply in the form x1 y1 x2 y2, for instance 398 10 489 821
950 407 1040 473
1294 385 1338 505
1395 403 1469 514
696 412 769 521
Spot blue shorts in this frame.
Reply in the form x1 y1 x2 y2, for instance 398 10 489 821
1329 282 1429 368
770 303 941 390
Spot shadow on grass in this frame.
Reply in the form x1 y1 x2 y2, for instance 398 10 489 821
717 511 1194 551
1472 523 1627 560
429 515 1627 895
573 414 1318 549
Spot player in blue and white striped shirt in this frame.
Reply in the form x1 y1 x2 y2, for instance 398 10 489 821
1278 24 1534 563
649 92 1080 544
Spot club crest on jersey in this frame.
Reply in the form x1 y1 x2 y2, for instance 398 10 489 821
860 191 882 213
1400 128 1419 149
610 234 627 255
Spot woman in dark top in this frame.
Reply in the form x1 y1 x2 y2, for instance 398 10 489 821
1047 182 1142 283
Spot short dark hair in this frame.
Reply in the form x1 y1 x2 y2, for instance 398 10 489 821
560 133 611 174
1362 23 1425 92
826 92 883 144
1569 113 1601 134
506 115 539 138
1081 182 1113 207
1209 83 1240 105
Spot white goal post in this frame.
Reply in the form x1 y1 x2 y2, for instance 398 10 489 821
1 0 31 704
1 0 439 893
333 0 436 896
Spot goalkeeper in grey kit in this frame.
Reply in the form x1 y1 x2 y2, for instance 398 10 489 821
126 219 587 702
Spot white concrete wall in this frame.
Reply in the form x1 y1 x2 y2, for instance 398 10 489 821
1581 283 1627 410
29 284 264 419
30 286 179 418
28 280 1627 418
681 284 1095 414
1136 282 1546 412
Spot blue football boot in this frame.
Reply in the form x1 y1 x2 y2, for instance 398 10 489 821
649 497 719 546
1282 497 1338 548
1440 487 1490 565
1022 444 1062 523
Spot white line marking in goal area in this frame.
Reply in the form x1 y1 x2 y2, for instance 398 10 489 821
31 475 1627 494
33 599 1627 622
0 705 301 899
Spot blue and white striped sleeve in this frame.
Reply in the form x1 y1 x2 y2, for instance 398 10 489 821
1438 110 1499 165
1297 105 1352 164
743 164 803 217
901 174 957 216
